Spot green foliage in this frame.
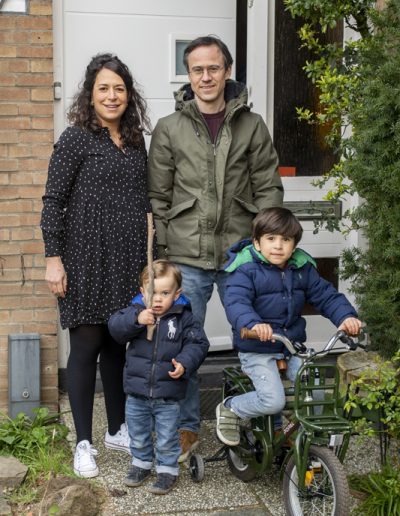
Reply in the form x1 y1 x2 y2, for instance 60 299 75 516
349 463 400 515
0 408 74 507
0 407 69 460
284 0 400 356
344 351 400 441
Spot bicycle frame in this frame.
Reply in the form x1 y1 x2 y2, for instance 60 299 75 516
222 331 356 490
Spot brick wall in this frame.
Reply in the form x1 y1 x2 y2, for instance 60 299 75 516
0 0 58 414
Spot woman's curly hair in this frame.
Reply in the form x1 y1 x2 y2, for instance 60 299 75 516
67 53 151 147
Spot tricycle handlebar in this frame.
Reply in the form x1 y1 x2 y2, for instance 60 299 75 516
240 328 361 359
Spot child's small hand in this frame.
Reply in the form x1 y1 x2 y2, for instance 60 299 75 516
251 323 274 342
168 358 185 379
338 317 362 336
138 308 155 326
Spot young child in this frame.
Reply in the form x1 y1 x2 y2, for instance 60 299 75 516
216 207 362 446
108 259 209 494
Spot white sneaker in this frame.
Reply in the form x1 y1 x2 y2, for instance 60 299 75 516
74 440 99 478
104 422 131 454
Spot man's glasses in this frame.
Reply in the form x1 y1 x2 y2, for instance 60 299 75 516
189 65 225 78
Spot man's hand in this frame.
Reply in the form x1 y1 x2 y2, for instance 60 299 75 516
338 317 362 336
251 323 274 342
169 358 185 379
138 308 155 326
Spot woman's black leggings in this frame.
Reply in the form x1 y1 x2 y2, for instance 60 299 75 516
68 324 126 444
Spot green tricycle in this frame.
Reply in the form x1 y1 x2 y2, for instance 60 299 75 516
189 330 367 516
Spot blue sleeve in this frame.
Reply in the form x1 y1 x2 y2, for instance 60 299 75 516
305 265 358 326
108 305 145 345
224 268 264 332
174 313 210 378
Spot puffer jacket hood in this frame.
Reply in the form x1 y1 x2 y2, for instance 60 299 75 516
224 238 317 273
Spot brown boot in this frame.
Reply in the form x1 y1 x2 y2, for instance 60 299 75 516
178 429 199 462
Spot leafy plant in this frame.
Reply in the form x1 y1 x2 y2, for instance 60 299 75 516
349 463 400 515
0 407 69 460
284 0 400 357
344 350 400 466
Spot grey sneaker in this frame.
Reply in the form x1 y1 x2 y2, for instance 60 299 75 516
124 465 151 487
216 401 240 446
148 473 178 495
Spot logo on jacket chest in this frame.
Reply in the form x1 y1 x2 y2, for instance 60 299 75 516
167 318 177 339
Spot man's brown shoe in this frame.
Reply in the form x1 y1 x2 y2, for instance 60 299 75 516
178 430 199 462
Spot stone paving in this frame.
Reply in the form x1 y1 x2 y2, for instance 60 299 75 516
60 393 381 516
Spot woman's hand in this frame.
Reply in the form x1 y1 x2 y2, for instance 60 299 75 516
45 256 67 298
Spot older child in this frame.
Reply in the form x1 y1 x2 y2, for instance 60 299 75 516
108 260 209 494
217 207 361 446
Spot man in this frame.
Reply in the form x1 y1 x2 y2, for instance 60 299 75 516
148 35 283 462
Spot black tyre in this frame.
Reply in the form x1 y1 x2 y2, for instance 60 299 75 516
189 454 205 482
283 445 350 516
227 446 258 482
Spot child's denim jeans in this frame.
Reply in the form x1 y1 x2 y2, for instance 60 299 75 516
125 395 180 476
230 352 302 427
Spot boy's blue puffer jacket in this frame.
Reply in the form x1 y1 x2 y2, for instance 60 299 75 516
108 294 209 400
223 239 358 355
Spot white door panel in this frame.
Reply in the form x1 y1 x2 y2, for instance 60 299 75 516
55 1 237 361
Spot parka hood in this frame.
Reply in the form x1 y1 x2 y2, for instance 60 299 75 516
224 238 317 273
173 79 249 113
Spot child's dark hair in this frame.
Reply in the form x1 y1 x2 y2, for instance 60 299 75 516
140 259 182 288
252 207 303 245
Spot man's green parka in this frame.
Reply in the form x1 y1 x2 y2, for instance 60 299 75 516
148 80 284 270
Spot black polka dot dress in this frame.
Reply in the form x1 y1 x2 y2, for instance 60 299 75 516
41 126 151 329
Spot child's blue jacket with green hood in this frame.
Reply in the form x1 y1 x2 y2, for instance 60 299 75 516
223 239 358 355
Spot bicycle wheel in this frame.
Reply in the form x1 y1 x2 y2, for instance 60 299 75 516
227 446 258 482
283 445 350 516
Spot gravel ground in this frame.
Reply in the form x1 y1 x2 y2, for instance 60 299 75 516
60 393 383 515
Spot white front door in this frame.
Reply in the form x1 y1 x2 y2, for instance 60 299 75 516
53 0 238 362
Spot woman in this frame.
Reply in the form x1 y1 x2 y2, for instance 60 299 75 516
41 53 152 478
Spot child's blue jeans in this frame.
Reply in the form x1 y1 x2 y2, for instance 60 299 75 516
125 395 180 476
230 352 302 427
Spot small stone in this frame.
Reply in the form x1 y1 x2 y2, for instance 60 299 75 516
0 456 28 489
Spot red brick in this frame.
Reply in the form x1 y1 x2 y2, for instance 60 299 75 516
8 147 33 159
0 171 9 183
0 229 10 240
19 158 48 170
16 74 53 87
0 18 16 30
0 45 17 58
18 103 53 116
0 31 30 44
16 46 52 59
0 199 34 213
18 185 44 198
30 60 53 73
31 88 53 102
9 60 30 73
0 87 30 101
19 213 42 226
0 118 30 130
21 241 44 254
0 238 20 252
32 118 53 130
11 310 34 322
16 17 52 30
0 323 22 335
30 31 53 45
0 160 18 172
22 322 57 334
11 227 35 240
0 131 18 143
0 74 16 86
30 2 52 16
0 104 18 115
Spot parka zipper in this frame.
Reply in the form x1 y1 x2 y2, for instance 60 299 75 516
149 318 160 398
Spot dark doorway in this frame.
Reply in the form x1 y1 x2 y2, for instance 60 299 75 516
236 0 247 84
274 0 343 176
